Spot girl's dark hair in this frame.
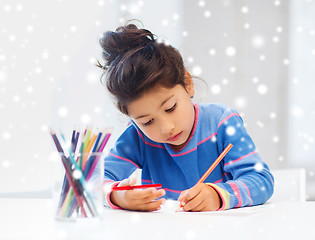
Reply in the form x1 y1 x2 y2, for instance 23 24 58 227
97 23 186 115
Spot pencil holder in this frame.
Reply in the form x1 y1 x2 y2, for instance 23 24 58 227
50 128 111 220
53 151 105 220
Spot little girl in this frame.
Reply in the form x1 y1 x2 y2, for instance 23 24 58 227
97 23 274 212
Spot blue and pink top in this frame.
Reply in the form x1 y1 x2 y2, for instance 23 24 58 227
103 103 274 210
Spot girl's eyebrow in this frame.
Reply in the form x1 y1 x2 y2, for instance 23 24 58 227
135 95 174 120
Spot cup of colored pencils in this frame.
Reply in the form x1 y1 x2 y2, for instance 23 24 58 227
50 127 111 220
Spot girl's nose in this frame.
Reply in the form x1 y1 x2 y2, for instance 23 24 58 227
160 118 175 134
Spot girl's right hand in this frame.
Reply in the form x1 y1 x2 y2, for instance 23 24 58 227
110 178 166 211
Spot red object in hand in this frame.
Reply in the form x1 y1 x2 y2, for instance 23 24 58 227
112 184 162 191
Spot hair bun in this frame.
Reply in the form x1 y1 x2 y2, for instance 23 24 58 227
99 24 155 68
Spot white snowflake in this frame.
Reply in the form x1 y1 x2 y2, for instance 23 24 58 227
58 107 68 117
94 106 101 113
229 66 236 73
270 112 276 119
86 71 99 83
296 26 303 33
9 34 16 42
120 4 127 11
0 54 6 62
70 25 78 33
138 1 144 7
61 55 69 62
222 78 229 85
252 77 259 84
211 84 221 95
3 5 11 12
235 96 247 108
26 25 34 33
16 4 23 11
241 6 249 13
273 136 279 143
198 0 205 7
81 114 91 124
173 13 179 20
2 160 10 168
13 95 20 102
162 19 169 26
72 170 82 180
276 26 283 33
257 84 268 95
225 46 236 57
254 163 264 171
187 57 194 63
192 66 202 76
274 0 281 6
244 23 250 29
290 105 304 118
128 4 140 14
226 126 236 136
204 11 211 18
209 48 216 56
252 35 265 48
257 121 264 128
0 70 6 82
98 0 104 6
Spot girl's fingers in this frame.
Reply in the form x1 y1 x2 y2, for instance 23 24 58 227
178 190 188 202
179 186 200 206
183 195 204 211
126 188 166 211
130 189 165 205
129 188 165 203
138 198 166 212
141 188 166 202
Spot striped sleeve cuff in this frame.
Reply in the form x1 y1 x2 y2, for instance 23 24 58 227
206 183 230 211
103 181 122 209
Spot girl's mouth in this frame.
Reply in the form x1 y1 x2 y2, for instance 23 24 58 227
167 131 183 142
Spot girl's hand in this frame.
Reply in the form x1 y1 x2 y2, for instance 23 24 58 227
110 178 166 211
178 183 221 211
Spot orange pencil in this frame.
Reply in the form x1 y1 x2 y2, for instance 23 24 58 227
82 132 98 170
177 143 233 211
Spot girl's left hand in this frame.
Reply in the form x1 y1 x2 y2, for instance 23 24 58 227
177 183 221 211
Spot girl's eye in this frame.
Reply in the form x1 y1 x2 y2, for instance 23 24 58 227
143 119 153 126
166 103 176 113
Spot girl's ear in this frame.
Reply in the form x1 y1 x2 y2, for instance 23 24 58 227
184 71 195 98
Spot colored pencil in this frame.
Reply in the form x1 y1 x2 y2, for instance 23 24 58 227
49 130 88 217
57 129 77 209
86 132 111 181
176 143 233 211
112 184 162 191
52 127 112 218
82 131 98 170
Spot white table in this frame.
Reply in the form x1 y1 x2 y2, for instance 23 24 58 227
0 198 314 240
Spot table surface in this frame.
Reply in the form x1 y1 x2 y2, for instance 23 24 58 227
0 198 314 240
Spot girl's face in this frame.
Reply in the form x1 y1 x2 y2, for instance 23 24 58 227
128 76 195 150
